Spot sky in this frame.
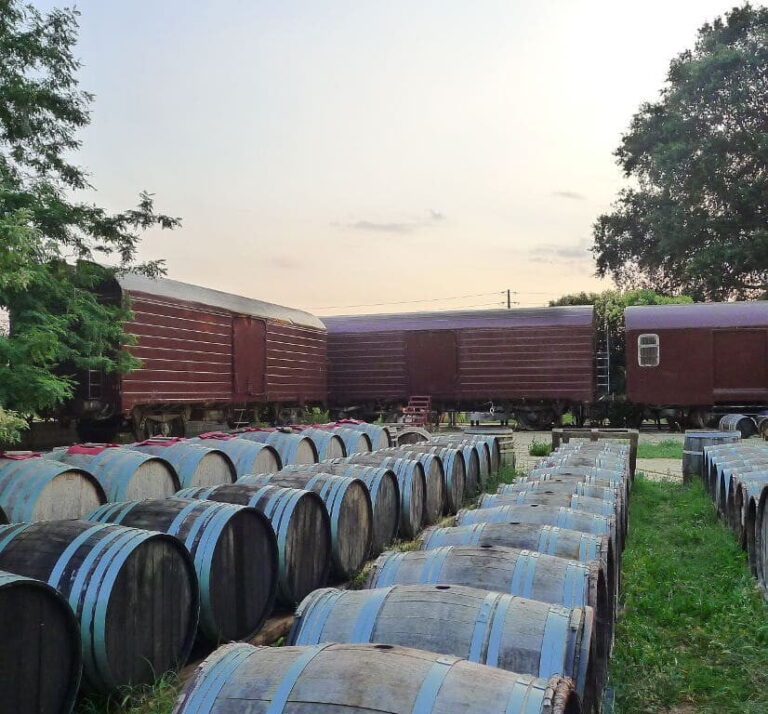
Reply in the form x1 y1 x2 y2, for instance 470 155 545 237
41 0 752 315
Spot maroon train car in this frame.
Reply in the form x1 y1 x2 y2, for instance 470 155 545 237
626 301 768 425
75 274 327 439
323 306 596 427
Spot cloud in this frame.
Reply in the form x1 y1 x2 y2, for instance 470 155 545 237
529 240 593 265
338 210 446 234
551 190 586 201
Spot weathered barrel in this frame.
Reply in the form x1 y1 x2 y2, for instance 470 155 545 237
441 442 483 494
239 472 372 579
524 469 629 503
420 522 616 607
385 449 444 524
719 414 757 439
174 642 582 714
190 434 282 475
366 545 611 662
400 445 466 513
299 428 347 460
755 486 768 590
281 463 400 554
0 454 106 522
0 520 198 691
478 491 618 524
178 483 331 605
732 477 768 570
342 454 425 538
682 431 740 484
462 433 502 472
0 570 82 714
236 430 318 465
288 584 599 707
47 445 180 501
86 498 278 645
127 438 236 488
334 427 373 454
338 422 390 449
456 504 619 556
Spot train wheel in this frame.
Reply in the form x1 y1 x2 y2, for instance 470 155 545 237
686 408 712 430
516 409 555 430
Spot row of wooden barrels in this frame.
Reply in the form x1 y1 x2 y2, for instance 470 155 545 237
173 438 633 714
0 421 394 523
688 433 768 596
0 430 498 712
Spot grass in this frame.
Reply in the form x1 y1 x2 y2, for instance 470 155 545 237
610 476 768 713
483 463 519 494
528 438 553 457
636 439 683 460
77 673 180 714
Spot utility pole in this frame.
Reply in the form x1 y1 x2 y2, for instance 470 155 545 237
506 289 511 309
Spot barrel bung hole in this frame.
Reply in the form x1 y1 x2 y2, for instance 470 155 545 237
374 644 393 650
508 521 521 525
529 504 539 508
480 544 493 549
434 585 451 590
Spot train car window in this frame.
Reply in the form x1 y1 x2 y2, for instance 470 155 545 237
638 333 660 367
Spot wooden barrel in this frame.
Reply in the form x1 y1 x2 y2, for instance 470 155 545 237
366 545 611 665
400 445 466 514
47 445 180 501
190 435 282 475
732 477 768 566
0 520 198 692
420 522 616 608
442 442 482 494
127 438 236 488
456 504 619 556
525 468 629 503
339 422 390 449
333 427 373 454
385 449 444 525
0 570 82 714
478 492 617 522
682 431 740 484
281 463 400 555
719 414 757 439
239 473 372 579
236 431 318 466
299 428 347 460
288 584 599 707
86 498 278 645
715 460 768 516
0 455 106 522
755 486 768 591
177 483 331 606
174 642 582 714
462 433 502 472
341 454 425 539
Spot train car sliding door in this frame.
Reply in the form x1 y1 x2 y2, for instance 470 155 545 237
233 316 267 401
713 329 768 402
405 330 457 398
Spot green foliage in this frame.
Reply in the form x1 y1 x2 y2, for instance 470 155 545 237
0 406 27 444
593 4 768 300
77 672 180 714
528 439 552 457
298 406 331 424
550 289 692 393
611 477 768 713
483 464 519 494
0 2 179 441
636 439 684 460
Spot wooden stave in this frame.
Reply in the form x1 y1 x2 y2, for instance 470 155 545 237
382 449 445 525
85 497 278 645
399 445 467 514
126 442 237 488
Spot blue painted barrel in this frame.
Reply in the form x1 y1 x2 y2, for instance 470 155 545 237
0 520 198 692
0 456 106 522
86 498 278 645
298 428 347 460
236 431 318 465
46 447 179 501
126 439 236 488
189 436 282 475
177 483 331 605
174 642 581 714
0 570 82 714
333 427 373 454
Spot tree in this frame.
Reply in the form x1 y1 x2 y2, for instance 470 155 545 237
593 4 768 300
0 2 179 443
550 289 693 395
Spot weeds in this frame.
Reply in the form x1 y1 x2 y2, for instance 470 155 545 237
528 439 552 457
610 476 768 713
77 673 180 714
636 439 683 459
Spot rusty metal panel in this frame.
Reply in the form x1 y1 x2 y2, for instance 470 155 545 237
265 322 327 403
713 329 768 401
327 332 408 403
457 326 595 401
120 292 234 411
233 317 267 401
405 331 457 398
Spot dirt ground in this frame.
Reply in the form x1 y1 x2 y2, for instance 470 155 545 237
509 429 684 481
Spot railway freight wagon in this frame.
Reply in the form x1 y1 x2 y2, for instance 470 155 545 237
324 306 596 428
74 274 328 440
626 301 768 427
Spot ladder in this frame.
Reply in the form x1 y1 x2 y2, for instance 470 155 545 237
402 396 432 427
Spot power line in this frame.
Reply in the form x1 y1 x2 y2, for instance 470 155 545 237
311 290 505 310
